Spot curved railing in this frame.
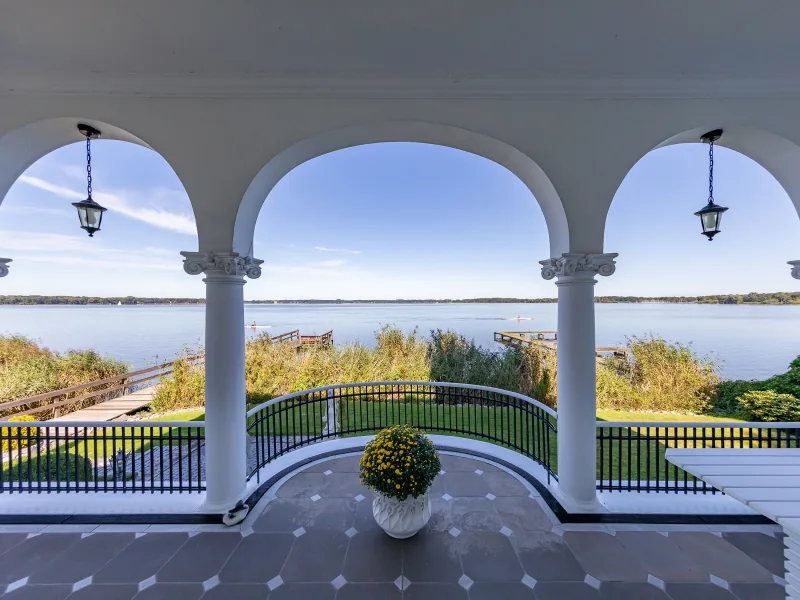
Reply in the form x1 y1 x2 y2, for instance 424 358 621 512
246 381 558 484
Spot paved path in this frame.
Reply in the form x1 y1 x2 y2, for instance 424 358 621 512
49 385 158 423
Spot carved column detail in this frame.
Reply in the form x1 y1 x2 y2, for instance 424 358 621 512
0 258 11 278
789 260 800 280
539 253 618 281
180 251 263 279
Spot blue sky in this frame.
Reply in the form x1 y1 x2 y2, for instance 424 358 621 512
1 140 798 300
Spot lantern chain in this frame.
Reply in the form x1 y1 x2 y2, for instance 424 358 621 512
708 136 714 203
86 133 92 198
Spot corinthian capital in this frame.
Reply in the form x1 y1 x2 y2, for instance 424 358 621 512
180 252 263 279
0 258 11 278
790 260 800 280
539 253 618 281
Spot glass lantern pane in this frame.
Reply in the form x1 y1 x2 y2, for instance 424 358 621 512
76 206 89 228
86 207 102 229
701 211 718 232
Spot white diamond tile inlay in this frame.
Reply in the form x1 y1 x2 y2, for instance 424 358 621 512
310 494 322 502
345 527 358 538
25 533 39 539
584 575 601 589
439 470 446 475
267 575 284 591
448 527 461 538
6 577 28 593
293 527 306 538
241 527 254 538
500 526 513 537
80 532 94 539
521 574 537 589
458 574 474 591
647 575 665 590
394 575 412 591
442 493 453 502
135 532 147 539
354 494 366 503
188 531 200 538
138 576 156 592
324 470 333 476
474 469 484 475
72 576 92 592
551 526 565 537
485 493 496 500
710 575 729 590
202 575 220 591
331 574 347 590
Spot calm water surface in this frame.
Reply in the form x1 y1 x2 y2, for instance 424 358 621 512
0 303 798 380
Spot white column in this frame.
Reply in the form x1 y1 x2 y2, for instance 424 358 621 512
0 258 11 277
790 261 800 280
181 251 263 511
540 252 617 511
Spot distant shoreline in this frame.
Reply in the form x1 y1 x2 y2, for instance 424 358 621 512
1 293 799 306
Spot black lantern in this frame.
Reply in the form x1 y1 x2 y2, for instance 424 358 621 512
72 124 107 237
694 129 728 241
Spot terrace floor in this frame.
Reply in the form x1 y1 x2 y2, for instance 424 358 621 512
0 453 790 599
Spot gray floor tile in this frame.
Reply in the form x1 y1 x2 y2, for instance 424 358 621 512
218 532 294 583
253 498 310 533
320 472 367 497
156 532 241 583
460 532 525 582
563 531 648 582
482 471 529 496
133 583 204 599
450 497 503 532
402 531 463 583
614 531 710 583
0 533 81 585
728 582 787 600
303 498 357 532
438 456 499 473
1 584 72 600
312 457 361 473
269 582 336 599
342 533 402 582
336 582 402 599
470 582 535 599
93 533 188 583
722 533 786 576
663 583 738 600
28 533 134 584
201 583 271 600
280 531 348 583
276 472 326 499
532 582 601 599
599 582 671 599
513 531 586 582
668 533 774 584
445 472 490 496
353 497 383 534
0 533 28 557
68 583 139 599
494 496 555 532
403 583 469 600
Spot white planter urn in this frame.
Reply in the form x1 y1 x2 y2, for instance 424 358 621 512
372 491 431 539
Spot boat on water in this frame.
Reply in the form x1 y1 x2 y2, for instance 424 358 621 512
117 301 122 306
505 316 534 321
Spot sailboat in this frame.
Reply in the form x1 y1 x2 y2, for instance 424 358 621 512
117 301 122 306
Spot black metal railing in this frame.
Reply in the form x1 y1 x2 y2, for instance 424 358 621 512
0 419 205 493
596 421 800 493
246 381 557 484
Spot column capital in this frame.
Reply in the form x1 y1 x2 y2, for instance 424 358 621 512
790 260 800 280
0 258 11 278
180 251 263 279
539 253 618 281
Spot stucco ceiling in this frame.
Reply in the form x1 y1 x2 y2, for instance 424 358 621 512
2 0 799 90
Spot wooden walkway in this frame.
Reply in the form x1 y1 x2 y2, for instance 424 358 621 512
48 385 158 423
494 330 628 358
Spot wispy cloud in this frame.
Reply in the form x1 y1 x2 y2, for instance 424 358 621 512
18 175 197 236
313 246 361 255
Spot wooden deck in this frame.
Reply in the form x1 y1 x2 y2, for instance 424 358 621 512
48 385 158 423
494 330 628 358
266 329 333 348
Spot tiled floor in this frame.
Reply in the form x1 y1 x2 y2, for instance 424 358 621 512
0 453 789 599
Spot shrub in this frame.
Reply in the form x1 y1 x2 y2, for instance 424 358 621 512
714 356 800 416
359 425 440 500
150 356 205 413
737 390 800 422
1 415 37 452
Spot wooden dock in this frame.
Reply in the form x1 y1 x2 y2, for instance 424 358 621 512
266 329 333 349
494 330 627 358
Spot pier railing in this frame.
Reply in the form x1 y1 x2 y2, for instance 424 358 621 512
596 420 800 494
0 355 204 420
0 419 205 493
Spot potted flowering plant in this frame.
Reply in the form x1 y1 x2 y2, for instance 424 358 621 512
359 424 441 539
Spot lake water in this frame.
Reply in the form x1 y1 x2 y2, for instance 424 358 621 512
1 303 799 380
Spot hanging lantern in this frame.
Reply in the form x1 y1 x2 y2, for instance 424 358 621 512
72 124 107 237
694 129 728 241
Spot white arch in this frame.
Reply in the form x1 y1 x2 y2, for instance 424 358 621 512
233 121 569 257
